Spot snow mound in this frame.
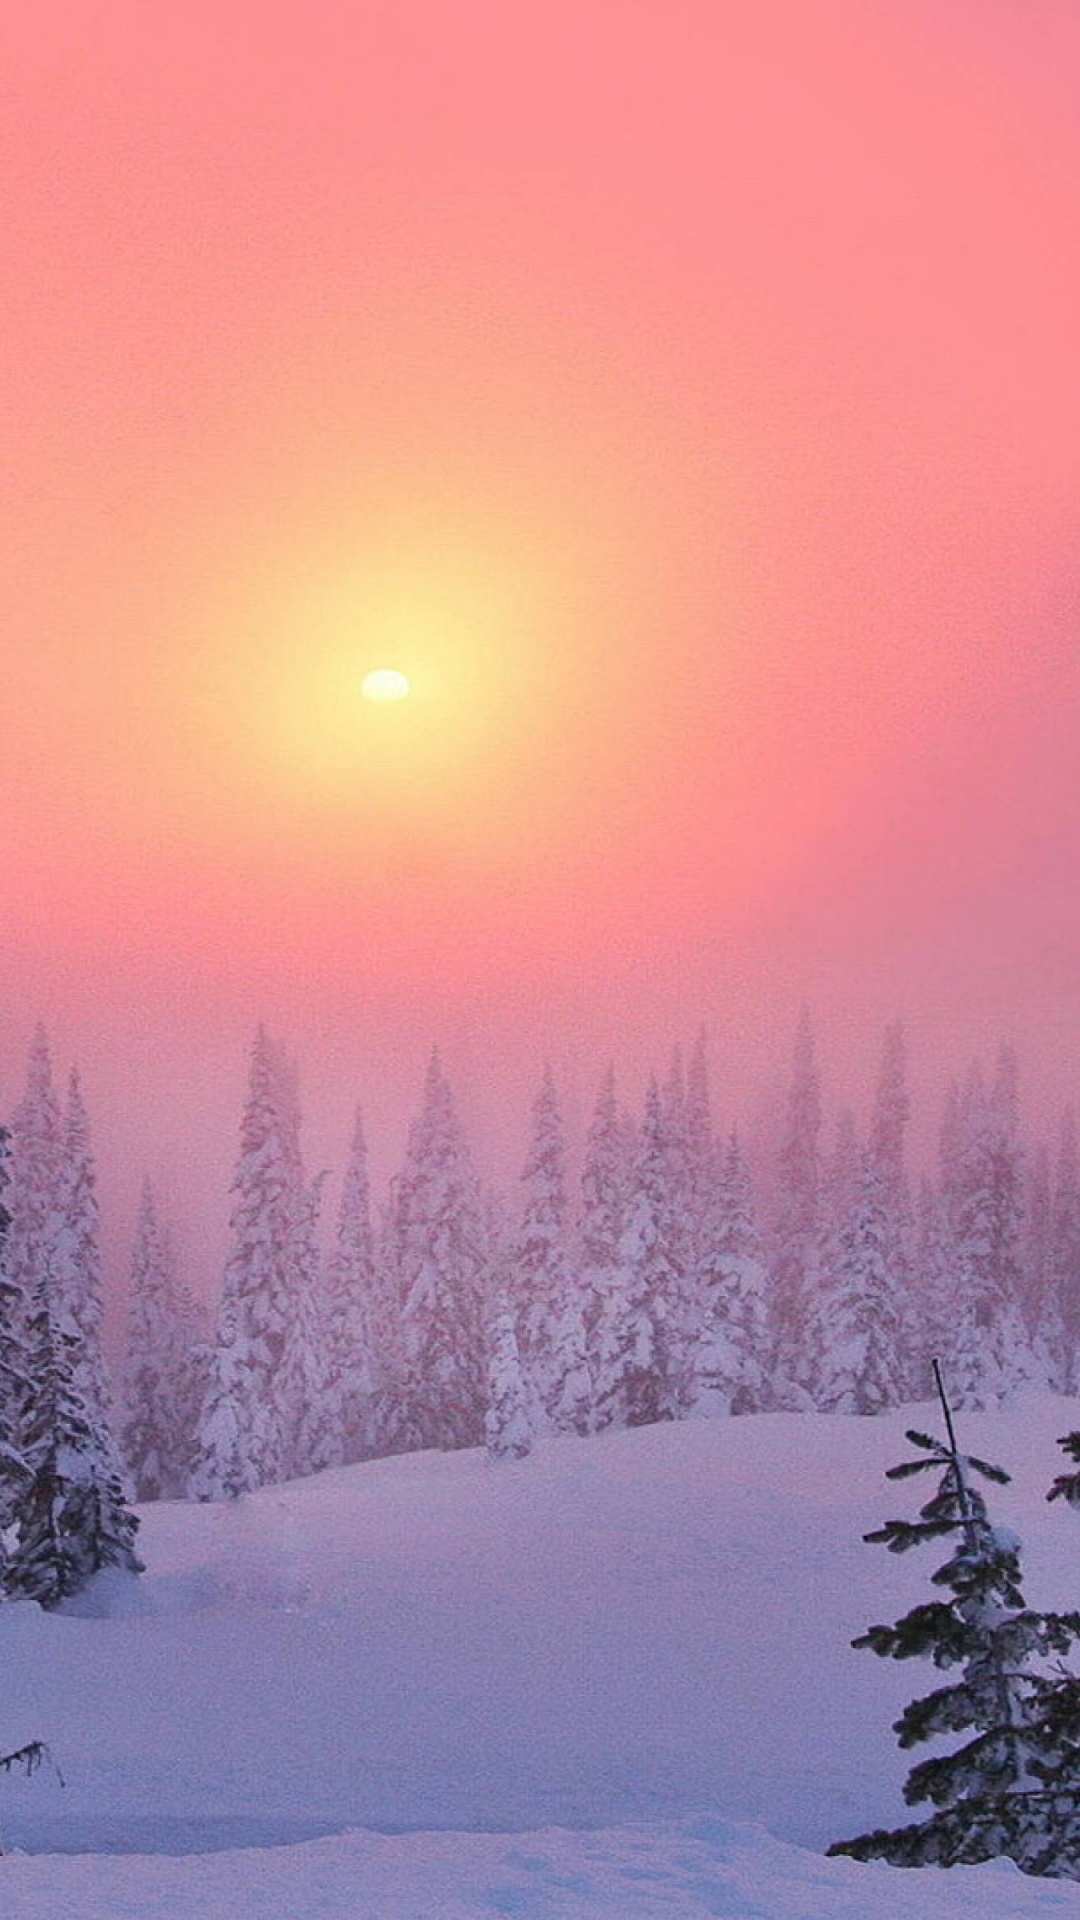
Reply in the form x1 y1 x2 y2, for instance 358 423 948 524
4 1817 1080 1919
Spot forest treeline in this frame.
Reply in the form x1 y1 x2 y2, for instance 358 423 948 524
2 1011 1079 1560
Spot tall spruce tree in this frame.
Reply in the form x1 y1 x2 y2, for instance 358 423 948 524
484 1198 534 1465
831 1373 1080 1877
0 1106 32 1590
189 1291 247 1500
684 1029 716 1267
514 1067 589 1436
938 1059 1040 1407
819 1109 859 1289
56 1070 114 1438
659 1047 695 1338
910 1177 953 1401
13 1260 143 1607
285 1170 333 1478
1025 1142 1067 1392
193 1029 312 1497
485 1299 534 1462
5 1027 63 1412
4 1036 140 1604
869 1024 917 1392
387 1052 487 1452
578 1067 629 1432
321 1107 379 1466
690 1130 771 1415
771 1006 822 1402
805 1148 904 1413
596 1078 682 1428
1052 1110 1080 1391
122 1182 193 1500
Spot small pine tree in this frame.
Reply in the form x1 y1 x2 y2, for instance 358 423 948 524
830 1367 1080 1878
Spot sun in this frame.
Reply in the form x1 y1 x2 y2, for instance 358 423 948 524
361 667 412 702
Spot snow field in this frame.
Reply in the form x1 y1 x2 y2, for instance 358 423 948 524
3 1397 1080 1915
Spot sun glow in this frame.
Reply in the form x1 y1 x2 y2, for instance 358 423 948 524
207 524 563 852
361 667 411 702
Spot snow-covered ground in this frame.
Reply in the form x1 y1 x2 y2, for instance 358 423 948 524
3 1398 1080 1916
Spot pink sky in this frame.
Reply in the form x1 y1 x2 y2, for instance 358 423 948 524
4 1 1080 1294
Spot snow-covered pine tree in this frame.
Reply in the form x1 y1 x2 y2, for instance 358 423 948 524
367 1190 409 1458
869 1024 918 1392
690 1130 771 1415
387 1052 487 1453
811 1108 859 1395
819 1108 858 1291
4 1033 141 1603
122 1181 196 1499
269 1044 328 1482
11 1254 143 1607
514 1067 589 1436
578 1066 629 1432
659 1046 695 1325
55 1069 115 1441
320 1107 379 1467
0 1105 33 1591
594 1078 682 1429
2 1031 63 1589
285 1170 333 1478
4 1026 63 1427
189 1288 248 1501
939 1058 1041 1407
804 1148 904 1414
983 1049 1045 1393
869 1023 910 1215
484 1297 533 1462
173 1322 212 1496
830 1370 1080 1877
1025 1143 1068 1393
684 1028 716 1265
192 1028 312 1496
771 1006 822 1404
909 1176 953 1402
484 1198 534 1463
1051 1110 1080 1392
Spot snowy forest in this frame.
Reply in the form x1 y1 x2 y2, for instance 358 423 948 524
1 1010 1079 1564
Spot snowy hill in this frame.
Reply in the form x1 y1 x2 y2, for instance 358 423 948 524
4 1399 1080 1916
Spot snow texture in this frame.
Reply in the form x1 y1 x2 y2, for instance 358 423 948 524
3 1399 1080 1913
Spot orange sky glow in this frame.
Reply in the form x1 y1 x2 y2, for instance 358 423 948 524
4 1 1080 1290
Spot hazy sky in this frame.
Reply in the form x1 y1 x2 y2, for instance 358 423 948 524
4 2 1080 1294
